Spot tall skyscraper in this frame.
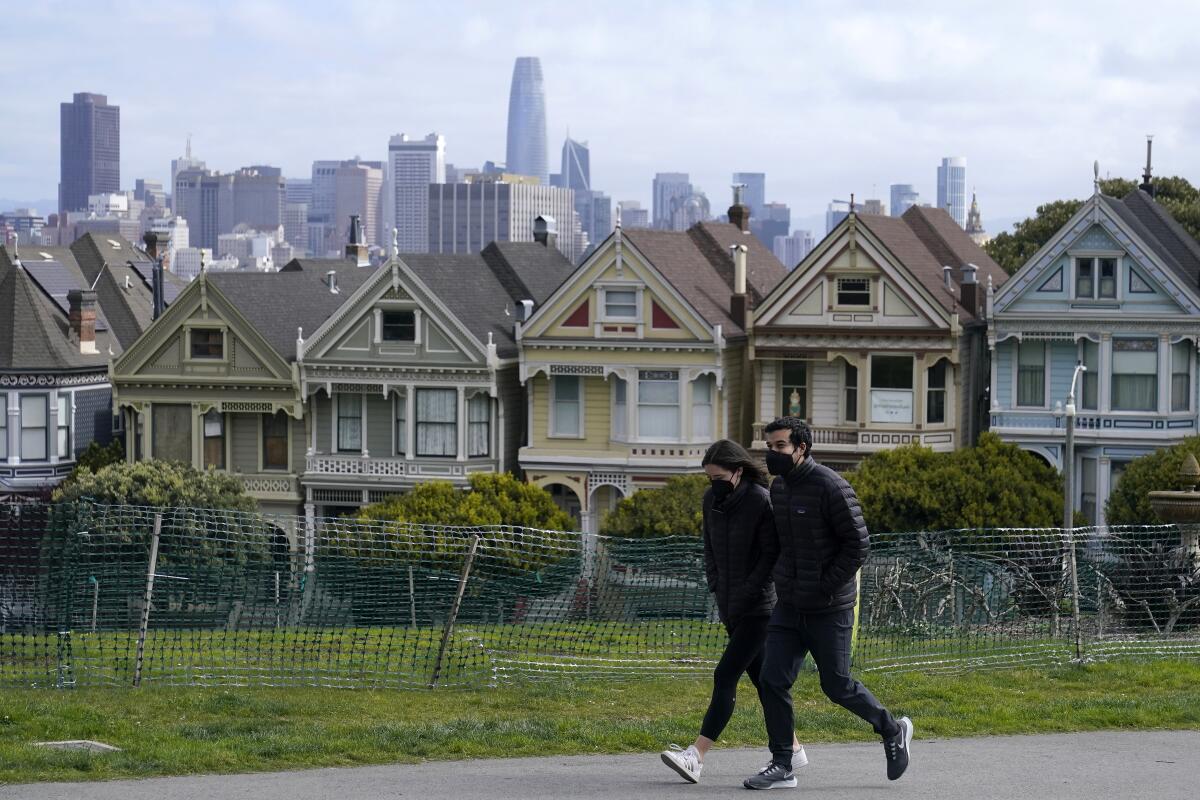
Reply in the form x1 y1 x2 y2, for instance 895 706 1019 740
170 137 204 207
732 172 766 220
309 160 340 256
757 201 790 245
653 173 692 229
174 169 234 251
285 178 312 207
389 133 446 253
231 166 284 231
561 137 590 192
937 157 967 228
889 184 919 217
428 177 579 261
506 57 548 184
59 92 120 215
334 159 384 250
773 230 815 270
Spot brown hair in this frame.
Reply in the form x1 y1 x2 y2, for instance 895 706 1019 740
701 439 768 487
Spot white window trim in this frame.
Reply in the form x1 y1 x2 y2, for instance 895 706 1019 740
19 393 50 462
598 285 642 322
1069 251 1124 303
611 376 630 442
466 390 491 458
1108 336 1162 414
841 360 859 425
334 393 365 454
779 360 809 419
689 374 715 442
1170 338 1194 414
548 375 585 439
1013 340 1050 410
392 390 408 457
925 359 949 426
375 305 422 345
832 275 874 310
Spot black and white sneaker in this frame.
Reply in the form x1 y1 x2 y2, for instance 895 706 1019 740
743 761 797 790
660 744 702 783
884 716 913 781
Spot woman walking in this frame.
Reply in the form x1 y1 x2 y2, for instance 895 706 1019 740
660 439 807 784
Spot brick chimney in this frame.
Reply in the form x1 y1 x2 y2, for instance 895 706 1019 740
68 289 98 354
533 215 558 249
728 184 751 233
345 215 369 267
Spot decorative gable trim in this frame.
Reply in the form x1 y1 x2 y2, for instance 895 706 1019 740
1037 266 1063 292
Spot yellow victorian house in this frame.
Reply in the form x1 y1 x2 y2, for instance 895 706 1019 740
517 198 786 532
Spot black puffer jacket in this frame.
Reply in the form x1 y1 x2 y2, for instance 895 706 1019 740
769 457 869 614
702 481 778 623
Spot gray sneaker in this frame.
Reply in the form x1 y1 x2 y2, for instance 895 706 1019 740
884 716 913 781
743 761 797 790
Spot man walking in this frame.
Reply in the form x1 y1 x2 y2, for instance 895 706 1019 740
745 416 912 790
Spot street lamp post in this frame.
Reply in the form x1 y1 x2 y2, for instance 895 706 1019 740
1063 363 1087 660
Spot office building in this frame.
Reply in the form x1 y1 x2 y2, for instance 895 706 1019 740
772 230 815 270
334 159 384 249
756 201 790 246
861 198 886 216
937 156 967 227
389 133 445 253
505 57 548 184
59 92 120 215
889 183 919 217
653 173 692 229
428 177 578 261
170 137 204 207
618 201 650 229
732 172 766 219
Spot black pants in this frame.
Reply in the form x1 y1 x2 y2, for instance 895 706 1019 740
699 614 770 741
760 606 899 767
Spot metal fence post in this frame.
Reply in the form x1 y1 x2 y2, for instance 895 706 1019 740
133 513 163 688
429 534 481 688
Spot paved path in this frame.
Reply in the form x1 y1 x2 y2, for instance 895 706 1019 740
3 730 1196 800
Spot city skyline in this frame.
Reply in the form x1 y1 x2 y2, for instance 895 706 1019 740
4 1 1199 236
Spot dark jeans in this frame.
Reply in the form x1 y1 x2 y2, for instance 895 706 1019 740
760 606 899 767
699 614 770 741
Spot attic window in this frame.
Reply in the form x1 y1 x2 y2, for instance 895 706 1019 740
382 310 416 342
191 328 224 359
836 277 871 306
604 289 637 319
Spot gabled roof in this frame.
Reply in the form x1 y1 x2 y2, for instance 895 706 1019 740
69 233 186 348
207 260 374 362
0 245 122 371
857 207 1007 320
400 242 575 358
1101 189 1200 289
621 222 787 336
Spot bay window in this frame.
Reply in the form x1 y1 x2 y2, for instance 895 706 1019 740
1171 340 1192 412
612 378 627 439
781 361 807 419
262 411 289 471
468 393 490 457
550 376 581 437
416 389 457 457
1016 341 1046 407
394 393 407 455
203 409 225 469
336 394 362 452
1111 338 1158 411
20 395 48 461
926 361 947 425
870 355 914 424
1081 340 1099 410
691 375 714 440
843 362 858 423
56 395 71 458
638 370 680 439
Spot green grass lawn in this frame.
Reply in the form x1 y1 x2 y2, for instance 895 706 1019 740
1 659 1198 784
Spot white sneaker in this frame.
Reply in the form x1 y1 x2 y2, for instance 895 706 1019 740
661 744 703 783
793 745 808 768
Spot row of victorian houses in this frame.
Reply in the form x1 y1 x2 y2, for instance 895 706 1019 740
4 170 1198 531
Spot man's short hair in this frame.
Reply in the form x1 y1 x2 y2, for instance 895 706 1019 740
763 416 814 455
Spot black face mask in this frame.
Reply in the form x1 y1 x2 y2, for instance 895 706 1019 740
710 479 736 501
765 449 796 477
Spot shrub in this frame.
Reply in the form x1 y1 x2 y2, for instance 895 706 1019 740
599 474 709 537
1104 436 1200 526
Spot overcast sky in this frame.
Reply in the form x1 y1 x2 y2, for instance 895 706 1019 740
3 0 1198 234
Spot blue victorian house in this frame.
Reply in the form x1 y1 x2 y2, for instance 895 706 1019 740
988 170 1200 525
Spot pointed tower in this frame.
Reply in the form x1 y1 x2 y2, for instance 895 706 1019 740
965 189 989 246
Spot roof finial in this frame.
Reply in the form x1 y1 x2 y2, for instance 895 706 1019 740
1093 160 1100 194
391 226 398 258
849 193 855 214
615 202 622 229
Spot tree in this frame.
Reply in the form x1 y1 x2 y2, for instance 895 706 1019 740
358 472 572 531
846 433 1064 533
599 474 709 537
54 458 255 512
1104 436 1200 525
66 439 124 481
983 176 1200 274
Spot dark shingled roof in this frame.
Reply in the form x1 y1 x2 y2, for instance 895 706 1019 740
851 208 1008 320
622 223 788 336
0 245 122 371
1101 189 1200 290
400 242 574 358
207 260 374 362
69 233 186 348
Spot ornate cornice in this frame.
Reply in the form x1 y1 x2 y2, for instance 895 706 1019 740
753 333 953 351
0 372 109 388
